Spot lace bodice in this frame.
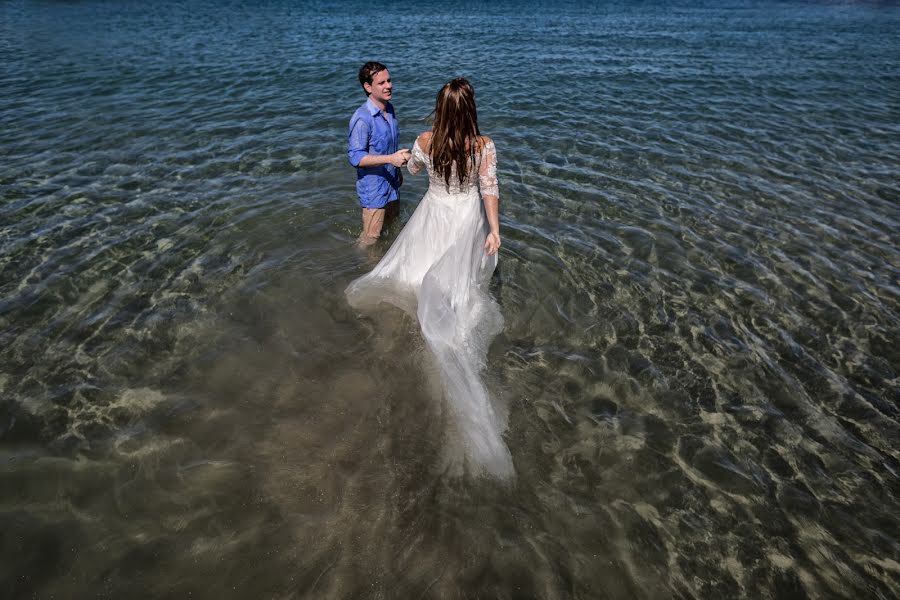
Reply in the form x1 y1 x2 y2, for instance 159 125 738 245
407 135 499 198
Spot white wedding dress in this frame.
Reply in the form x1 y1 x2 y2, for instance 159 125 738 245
345 137 513 478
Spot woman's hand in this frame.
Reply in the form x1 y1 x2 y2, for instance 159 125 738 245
390 149 411 167
484 231 501 256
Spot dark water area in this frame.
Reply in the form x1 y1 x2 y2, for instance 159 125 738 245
2 0 899 598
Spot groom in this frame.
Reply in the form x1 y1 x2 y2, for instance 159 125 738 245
348 61 411 245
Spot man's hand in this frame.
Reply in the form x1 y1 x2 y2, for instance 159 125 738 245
391 148 412 168
389 149 411 167
357 150 412 169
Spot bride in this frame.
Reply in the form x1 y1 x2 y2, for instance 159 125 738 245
345 78 513 478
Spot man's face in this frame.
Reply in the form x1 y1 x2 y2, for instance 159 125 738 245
364 69 393 106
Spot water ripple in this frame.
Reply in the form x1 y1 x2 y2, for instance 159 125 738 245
2 0 900 598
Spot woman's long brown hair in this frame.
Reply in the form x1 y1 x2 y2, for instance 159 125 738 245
430 78 480 189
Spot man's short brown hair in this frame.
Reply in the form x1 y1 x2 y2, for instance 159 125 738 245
358 61 388 95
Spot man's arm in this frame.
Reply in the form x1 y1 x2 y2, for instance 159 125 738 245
349 116 410 168
357 150 410 168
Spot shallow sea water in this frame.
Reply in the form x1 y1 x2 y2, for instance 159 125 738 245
2 0 899 598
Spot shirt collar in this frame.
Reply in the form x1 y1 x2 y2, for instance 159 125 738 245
365 97 392 116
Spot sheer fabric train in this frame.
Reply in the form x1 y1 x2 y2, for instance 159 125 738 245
345 139 513 478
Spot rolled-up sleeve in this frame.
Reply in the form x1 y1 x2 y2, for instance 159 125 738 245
348 114 369 167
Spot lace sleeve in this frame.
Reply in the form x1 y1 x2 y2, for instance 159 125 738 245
479 138 499 198
407 138 427 175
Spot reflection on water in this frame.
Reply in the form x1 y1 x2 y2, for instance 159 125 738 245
2 0 899 597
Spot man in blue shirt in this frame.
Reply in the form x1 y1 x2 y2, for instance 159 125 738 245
348 62 411 245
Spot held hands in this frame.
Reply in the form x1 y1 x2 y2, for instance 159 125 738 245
484 231 501 256
389 149 411 168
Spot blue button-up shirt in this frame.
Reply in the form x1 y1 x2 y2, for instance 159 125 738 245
348 98 400 208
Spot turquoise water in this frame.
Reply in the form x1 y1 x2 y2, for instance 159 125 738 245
2 0 899 597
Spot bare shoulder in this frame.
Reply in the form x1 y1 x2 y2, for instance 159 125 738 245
417 130 433 152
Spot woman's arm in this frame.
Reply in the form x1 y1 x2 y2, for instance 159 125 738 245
479 136 501 255
407 131 432 175
483 194 500 256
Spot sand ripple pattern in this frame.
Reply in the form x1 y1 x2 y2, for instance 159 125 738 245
1 1 899 598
